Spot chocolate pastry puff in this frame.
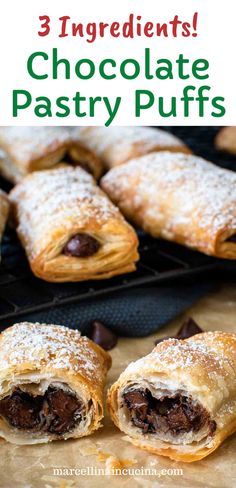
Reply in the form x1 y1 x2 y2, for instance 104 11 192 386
0 190 9 260
9 166 139 282
0 322 111 445
107 331 236 462
102 151 236 259
73 126 191 170
215 126 236 155
0 126 102 183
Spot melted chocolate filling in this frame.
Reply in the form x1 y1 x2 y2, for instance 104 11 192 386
0 387 83 435
123 389 216 436
63 233 100 257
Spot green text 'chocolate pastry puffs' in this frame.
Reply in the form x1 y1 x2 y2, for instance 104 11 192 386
0 126 102 183
73 126 191 170
107 331 236 462
101 151 236 259
9 166 139 282
215 126 236 155
0 190 9 261
0 322 111 445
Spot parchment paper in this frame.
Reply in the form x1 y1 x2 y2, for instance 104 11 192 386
0 283 236 488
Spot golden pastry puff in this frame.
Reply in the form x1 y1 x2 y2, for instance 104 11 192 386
102 151 236 259
0 126 102 183
73 126 191 170
9 166 139 282
107 331 236 462
0 322 111 445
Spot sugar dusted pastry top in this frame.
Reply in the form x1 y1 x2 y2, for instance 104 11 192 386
102 151 236 238
0 322 111 389
0 127 72 166
74 126 189 167
124 331 236 394
10 166 124 261
78 126 185 151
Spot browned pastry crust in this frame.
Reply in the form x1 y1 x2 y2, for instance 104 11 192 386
107 331 236 462
0 322 111 445
101 151 236 259
0 127 102 183
73 126 191 170
0 190 9 260
215 126 236 155
9 166 139 282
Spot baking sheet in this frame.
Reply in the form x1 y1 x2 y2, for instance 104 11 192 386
0 283 236 488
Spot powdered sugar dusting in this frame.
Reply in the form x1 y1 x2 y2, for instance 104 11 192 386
0 322 106 386
73 127 187 167
124 332 236 396
154 333 236 372
10 166 122 259
0 127 73 167
102 152 236 253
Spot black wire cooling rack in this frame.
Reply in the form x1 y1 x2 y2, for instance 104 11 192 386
0 126 235 328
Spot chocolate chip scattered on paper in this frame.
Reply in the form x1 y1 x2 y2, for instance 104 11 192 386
155 317 203 345
90 320 118 351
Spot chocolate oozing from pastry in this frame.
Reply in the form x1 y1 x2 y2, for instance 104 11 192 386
63 233 100 257
0 387 83 435
123 389 216 436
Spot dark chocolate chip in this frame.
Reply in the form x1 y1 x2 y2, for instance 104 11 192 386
90 320 118 351
154 317 203 346
63 233 100 257
176 317 203 340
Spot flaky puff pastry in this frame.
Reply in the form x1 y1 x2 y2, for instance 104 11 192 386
0 126 102 183
73 126 191 170
102 151 236 259
9 166 139 282
0 322 111 445
107 331 236 462
215 126 236 155
0 189 9 261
